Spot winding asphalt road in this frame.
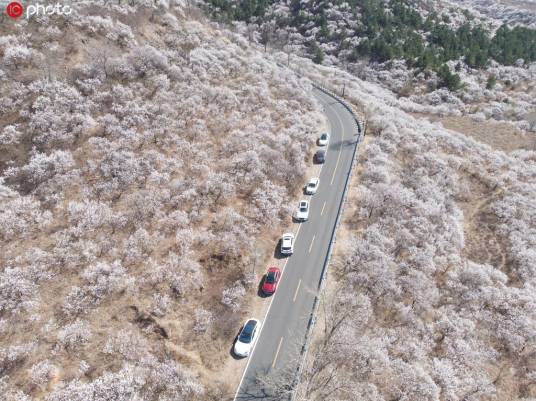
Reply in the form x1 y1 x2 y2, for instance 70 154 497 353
233 87 360 400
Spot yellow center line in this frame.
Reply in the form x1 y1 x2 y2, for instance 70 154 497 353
320 202 326 216
272 337 284 369
309 235 315 253
293 280 301 302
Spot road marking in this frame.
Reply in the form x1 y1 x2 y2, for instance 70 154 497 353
233 89 354 401
293 280 301 302
232 207 304 399
272 337 284 369
320 201 326 216
325 107 332 134
295 222 302 237
327 97 345 187
309 235 315 253
312 93 337 186
330 148 342 185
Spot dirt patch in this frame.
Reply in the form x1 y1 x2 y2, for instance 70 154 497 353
502 0 536 13
459 187 511 272
412 113 536 153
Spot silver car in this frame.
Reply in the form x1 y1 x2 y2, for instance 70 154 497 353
318 132 329 146
280 233 295 255
294 200 310 222
305 178 320 195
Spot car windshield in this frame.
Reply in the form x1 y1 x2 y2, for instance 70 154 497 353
308 183 315 187
321 134 327 139
300 205 307 211
266 271 276 283
239 321 256 343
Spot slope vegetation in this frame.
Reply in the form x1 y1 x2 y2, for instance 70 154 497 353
204 0 536 140
0 2 321 399
295 59 536 401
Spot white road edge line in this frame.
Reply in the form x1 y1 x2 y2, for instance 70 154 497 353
272 337 284 369
295 222 302 238
312 92 335 189
232 224 302 399
293 280 302 302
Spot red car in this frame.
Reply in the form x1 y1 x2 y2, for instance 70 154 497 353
262 267 281 295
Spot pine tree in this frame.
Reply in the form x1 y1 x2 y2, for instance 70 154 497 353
311 41 324 64
486 74 497 90
437 64 461 90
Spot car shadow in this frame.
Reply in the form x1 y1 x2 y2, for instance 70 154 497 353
273 240 288 260
229 336 245 360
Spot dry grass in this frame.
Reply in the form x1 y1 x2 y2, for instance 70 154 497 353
412 113 536 153
300 102 536 398
458 181 512 279
0 5 326 399
410 112 530 285
502 0 536 12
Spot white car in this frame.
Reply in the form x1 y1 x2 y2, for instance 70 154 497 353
234 319 260 357
280 233 295 255
305 178 320 195
318 132 329 146
294 200 310 222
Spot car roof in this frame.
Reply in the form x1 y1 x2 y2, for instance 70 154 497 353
266 270 277 278
244 319 258 331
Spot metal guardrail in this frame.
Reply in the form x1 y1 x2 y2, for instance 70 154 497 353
312 84 364 134
289 82 366 401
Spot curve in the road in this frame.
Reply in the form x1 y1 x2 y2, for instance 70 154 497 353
233 87 361 401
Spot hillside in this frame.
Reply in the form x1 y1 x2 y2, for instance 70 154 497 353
447 0 536 28
0 2 322 399
2 0 536 400
204 0 536 134
289 57 536 401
